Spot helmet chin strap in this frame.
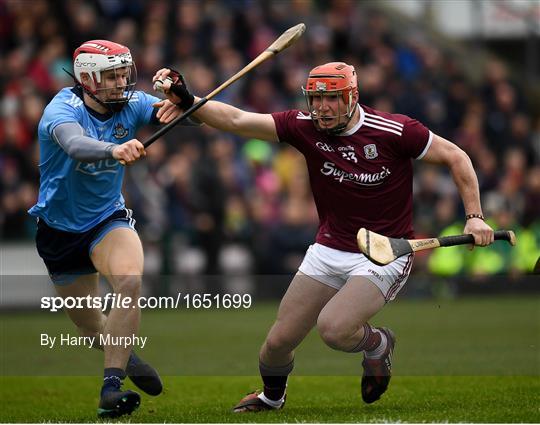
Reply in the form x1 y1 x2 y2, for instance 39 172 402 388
62 68 127 113
321 120 348 135
317 102 358 135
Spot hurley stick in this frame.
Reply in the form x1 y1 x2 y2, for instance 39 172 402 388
357 228 516 266
144 23 306 148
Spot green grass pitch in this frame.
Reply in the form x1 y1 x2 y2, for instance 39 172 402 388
1 295 539 422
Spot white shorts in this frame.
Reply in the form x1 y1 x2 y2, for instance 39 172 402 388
298 243 414 302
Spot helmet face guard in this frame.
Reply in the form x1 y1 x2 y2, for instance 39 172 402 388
93 65 137 112
73 40 137 112
302 62 358 134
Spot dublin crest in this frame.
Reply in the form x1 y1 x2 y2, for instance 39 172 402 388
113 123 129 139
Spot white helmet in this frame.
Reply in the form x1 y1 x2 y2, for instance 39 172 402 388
73 40 137 111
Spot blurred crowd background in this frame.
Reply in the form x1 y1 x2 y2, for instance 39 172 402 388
1 0 539 287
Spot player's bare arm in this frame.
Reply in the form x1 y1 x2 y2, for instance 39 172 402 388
193 99 278 142
421 134 494 246
152 67 278 142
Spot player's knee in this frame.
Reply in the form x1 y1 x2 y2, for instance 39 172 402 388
110 262 143 278
112 274 142 299
317 317 355 351
264 332 297 355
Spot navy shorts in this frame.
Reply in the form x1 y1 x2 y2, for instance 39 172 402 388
35 208 136 285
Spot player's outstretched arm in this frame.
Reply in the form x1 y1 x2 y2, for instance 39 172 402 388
152 68 278 142
193 98 278 142
421 134 494 247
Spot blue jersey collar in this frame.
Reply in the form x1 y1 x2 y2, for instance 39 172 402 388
71 86 114 122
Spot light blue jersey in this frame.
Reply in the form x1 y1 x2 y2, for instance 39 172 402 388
28 87 160 232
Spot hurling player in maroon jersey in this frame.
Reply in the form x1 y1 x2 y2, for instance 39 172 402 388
153 63 494 410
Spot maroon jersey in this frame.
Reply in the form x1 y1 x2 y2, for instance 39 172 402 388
272 104 432 253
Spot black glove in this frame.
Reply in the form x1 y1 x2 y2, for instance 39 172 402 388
166 69 195 110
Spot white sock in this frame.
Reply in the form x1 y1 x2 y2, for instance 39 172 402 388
365 329 388 359
258 392 285 408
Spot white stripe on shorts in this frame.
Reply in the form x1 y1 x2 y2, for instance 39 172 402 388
124 208 135 228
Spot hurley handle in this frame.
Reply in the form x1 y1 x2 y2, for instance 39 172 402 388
439 230 516 247
143 98 209 148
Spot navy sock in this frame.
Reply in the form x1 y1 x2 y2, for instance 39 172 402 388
259 359 294 401
101 368 126 396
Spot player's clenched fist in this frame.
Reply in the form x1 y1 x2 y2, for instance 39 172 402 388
152 68 194 110
112 139 146 165
463 217 494 249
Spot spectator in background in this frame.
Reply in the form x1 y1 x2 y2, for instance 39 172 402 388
428 198 466 278
1 0 538 280
523 166 540 227
190 139 226 276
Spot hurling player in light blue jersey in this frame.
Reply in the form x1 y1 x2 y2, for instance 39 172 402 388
28 40 185 419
